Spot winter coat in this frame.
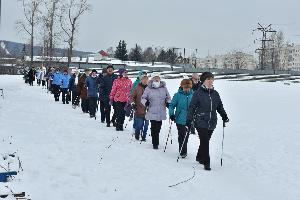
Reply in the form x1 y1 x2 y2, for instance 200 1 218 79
27 69 36 81
68 74 79 92
61 74 71 89
130 83 147 118
40 70 46 80
85 76 99 98
35 70 41 80
52 72 62 85
141 80 171 121
187 85 228 130
99 74 118 102
109 77 132 103
77 74 88 99
169 88 193 125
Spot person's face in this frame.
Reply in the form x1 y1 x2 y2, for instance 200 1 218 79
107 68 113 75
141 77 148 85
122 71 128 77
153 77 160 82
192 75 199 84
203 78 214 89
183 87 190 93
92 72 97 77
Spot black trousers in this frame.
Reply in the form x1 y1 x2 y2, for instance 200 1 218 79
42 80 46 87
103 100 112 124
176 124 190 155
150 120 162 146
37 79 41 86
196 127 214 165
52 84 60 101
81 98 89 113
72 91 79 105
88 97 97 116
61 88 69 103
114 101 126 125
99 100 105 122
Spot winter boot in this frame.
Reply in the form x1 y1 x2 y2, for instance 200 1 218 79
153 145 158 149
204 164 211 171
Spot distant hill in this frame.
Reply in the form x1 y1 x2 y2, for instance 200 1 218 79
0 40 94 58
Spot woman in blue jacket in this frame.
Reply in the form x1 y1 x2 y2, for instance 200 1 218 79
61 69 71 104
169 79 193 158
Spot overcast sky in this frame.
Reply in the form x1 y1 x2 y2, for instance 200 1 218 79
1 0 300 56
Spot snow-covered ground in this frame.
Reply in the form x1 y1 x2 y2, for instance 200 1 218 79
0 75 299 200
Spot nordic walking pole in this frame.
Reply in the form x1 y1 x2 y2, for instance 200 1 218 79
221 121 226 166
164 121 173 152
170 120 173 144
177 128 190 162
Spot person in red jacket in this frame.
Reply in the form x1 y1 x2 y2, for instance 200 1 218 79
109 68 132 131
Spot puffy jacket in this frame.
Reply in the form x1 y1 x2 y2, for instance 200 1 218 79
77 74 88 99
187 85 228 130
99 74 118 102
52 72 62 85
130 83 147 118
109 77 132 103
130 77 140 95
141 80 171 121
61 74 71 89
169 88 193 125
85 76 99 98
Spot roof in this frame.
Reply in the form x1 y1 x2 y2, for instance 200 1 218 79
98 50 109 57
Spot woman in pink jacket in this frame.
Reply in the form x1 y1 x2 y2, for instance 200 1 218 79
109 68 132 131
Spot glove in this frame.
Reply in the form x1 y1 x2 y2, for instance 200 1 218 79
131 102 137 110
166 102 170 108
145 101 150 107
222 116 229 123
185 120 192 130
170 115 176 121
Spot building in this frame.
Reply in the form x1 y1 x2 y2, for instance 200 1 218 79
94 50 109 61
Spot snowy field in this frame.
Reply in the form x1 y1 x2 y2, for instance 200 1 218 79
0 75 299 200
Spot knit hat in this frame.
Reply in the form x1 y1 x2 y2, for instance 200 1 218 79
138 71 147 78
107 65 114 70
92 69 97 73
102 68 107 74
118 68 127 75
180 79 192 88
151 72 161 79
200 72 214 83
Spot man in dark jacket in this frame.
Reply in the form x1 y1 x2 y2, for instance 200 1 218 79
98 68 107 123
27 67 36 86
187 72 229 171
78 69 90 113
86 69 99 118
99 65 118 127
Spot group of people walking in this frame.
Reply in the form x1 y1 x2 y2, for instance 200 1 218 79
26 65 229 171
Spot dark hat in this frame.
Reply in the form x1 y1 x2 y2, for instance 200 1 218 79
180 79 192 88
118 68 127 75
107 65 114 70
200 72 214 83
92 69 97 73
63 69 68 73
102 68 107 74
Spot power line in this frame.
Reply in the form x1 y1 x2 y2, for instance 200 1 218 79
253 23 277 69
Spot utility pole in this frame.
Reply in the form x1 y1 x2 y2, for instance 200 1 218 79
253 23 276 69
0 0 2 27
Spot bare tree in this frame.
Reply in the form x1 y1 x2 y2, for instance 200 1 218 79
232 51 247 70
59 0 90 67
16 0 42 67
40 0 61 68
143 47 156 63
